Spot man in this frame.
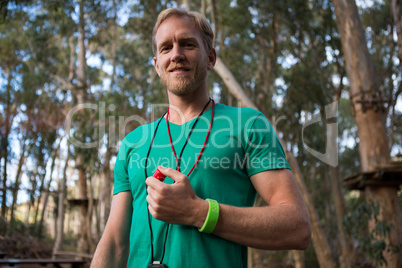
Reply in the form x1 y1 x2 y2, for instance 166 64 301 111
92 8 311 268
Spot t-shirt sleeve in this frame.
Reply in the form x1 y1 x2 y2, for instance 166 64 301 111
244 113 290 177
113 139 131 195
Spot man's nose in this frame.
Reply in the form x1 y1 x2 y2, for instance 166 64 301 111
171 45 185 62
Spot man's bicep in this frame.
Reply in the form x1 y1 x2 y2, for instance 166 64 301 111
250 169 305 207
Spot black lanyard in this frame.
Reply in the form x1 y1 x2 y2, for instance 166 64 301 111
144 98 212 265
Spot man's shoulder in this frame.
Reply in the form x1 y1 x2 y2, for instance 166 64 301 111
215 103 264 120
120 118 161 148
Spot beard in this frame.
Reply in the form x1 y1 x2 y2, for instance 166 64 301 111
160 61 208 96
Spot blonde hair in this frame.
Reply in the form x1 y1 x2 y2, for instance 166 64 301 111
152 8 214 55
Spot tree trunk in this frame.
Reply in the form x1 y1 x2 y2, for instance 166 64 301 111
214 57 259 110
288 152 337 268
291 250 305 268
391 0 402 73
247 247 253 268
1 68 13 219
98 0 117 232
214 57 336 268
330 165 354 268
9 129 32 233
77 165 89 253
1 144 9 220
384 24 399 152
33 165 48 230
25 166 39 232
327 99 354 268
333 0 389 172
101 147 112 230
109 0 117 92
38 143 60 238
75 0 89 255
37 189 49 238
86 176 95 252
9 146 26 231
209 0 217 47
24 199 32 233
365 186 402 268
182 0 191 11
333 1 401 267
53 147 70 257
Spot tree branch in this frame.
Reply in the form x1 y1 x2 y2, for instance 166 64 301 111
213 57 258 110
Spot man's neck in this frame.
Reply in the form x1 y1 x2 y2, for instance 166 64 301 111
166 90 211 125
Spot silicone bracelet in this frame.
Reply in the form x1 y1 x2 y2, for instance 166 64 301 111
199 199 219 234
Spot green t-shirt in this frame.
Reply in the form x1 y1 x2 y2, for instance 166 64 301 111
113 103 290 268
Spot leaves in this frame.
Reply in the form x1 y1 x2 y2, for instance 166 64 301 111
343 199 400 266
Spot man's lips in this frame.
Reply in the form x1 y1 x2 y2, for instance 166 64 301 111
169 67 190 72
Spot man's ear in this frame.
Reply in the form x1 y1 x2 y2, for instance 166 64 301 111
207 48 217 70
154 56 160 76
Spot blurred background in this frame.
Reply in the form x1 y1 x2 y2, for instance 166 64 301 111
0 0 401 267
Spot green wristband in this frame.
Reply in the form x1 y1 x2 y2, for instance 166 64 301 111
199 199 219 234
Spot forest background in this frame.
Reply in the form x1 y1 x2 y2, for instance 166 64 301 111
0 0 401 267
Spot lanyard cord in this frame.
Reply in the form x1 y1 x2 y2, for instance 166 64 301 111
145 98 215 264
166 98 212 173
145 114 166 264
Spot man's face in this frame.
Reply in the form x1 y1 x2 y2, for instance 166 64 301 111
153 16 215 96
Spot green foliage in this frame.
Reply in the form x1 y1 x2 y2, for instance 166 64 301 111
343 198 401 266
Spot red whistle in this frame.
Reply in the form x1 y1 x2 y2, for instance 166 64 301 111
153 169 166 182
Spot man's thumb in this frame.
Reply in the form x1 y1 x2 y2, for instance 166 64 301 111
157 166 186 182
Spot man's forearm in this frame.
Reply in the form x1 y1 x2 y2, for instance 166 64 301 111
91 192 132 267
208 203 311 250
91 239 129 268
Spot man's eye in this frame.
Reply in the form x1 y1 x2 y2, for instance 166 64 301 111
160 46 171 52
